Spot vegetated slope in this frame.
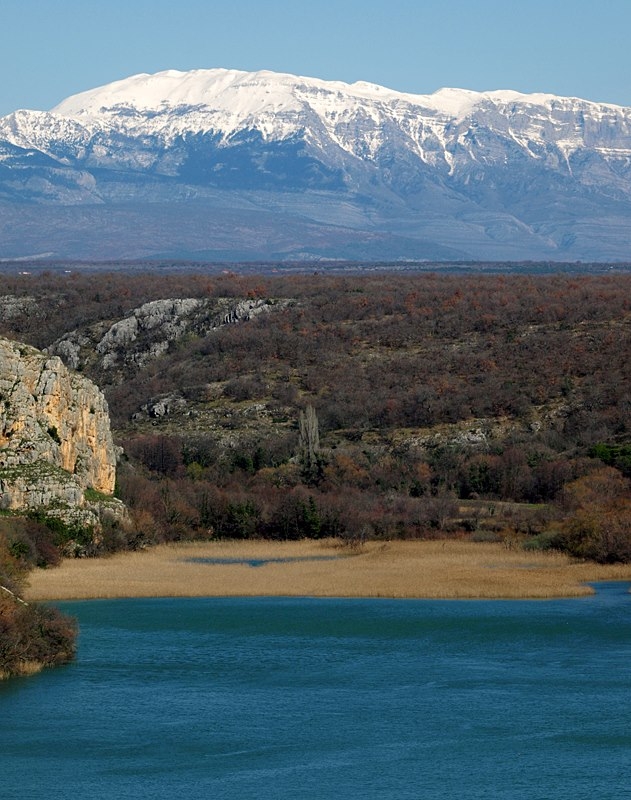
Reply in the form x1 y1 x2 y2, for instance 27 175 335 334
1 266 630 561
0 583 76 679
1 68 631 260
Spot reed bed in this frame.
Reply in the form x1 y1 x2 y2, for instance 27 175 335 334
25 539 631 601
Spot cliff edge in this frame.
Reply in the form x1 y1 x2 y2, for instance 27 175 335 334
0 337 124 534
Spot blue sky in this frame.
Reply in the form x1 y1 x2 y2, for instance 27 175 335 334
2 0 629 116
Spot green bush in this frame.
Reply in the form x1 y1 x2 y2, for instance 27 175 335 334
30 513 95 551
522 530 562 551
589 442 631 478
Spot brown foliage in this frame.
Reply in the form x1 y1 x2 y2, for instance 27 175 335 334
557 468 631 562
0 596 77 676
1 525 76 678
3 267 631 558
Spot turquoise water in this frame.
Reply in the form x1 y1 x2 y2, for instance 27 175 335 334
1 583 630 799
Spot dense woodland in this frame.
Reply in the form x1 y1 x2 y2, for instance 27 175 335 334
0 266 629 548
2 264 631 675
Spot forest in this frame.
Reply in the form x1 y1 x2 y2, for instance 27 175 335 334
0 265 628 554
2 265 631 674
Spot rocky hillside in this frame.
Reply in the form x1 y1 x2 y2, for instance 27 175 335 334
0 337 124 531
46 295 289 381
0 267 630 559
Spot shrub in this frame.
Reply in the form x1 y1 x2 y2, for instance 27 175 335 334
0 517 62 569
0 598 77 676
522 530 562 551
555 468 631 563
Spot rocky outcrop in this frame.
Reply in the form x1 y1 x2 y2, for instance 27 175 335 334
47 296 290 381
0 295 39 321
0 337 124 528
95 297 205 370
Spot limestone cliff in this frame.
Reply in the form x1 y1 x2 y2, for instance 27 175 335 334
0 337 123 528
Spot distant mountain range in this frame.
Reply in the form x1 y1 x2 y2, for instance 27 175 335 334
1 68 631 262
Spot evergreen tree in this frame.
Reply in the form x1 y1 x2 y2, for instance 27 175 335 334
299 405 322 484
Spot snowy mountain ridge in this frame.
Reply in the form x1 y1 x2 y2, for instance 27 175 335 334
7 68 630 160
49 68 568 121
1 68 631 262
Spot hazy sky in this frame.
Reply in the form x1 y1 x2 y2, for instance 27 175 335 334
1 0 629 116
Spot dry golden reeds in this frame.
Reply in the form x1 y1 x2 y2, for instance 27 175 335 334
25 539 631 602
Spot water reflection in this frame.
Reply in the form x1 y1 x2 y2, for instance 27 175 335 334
186 555 343 568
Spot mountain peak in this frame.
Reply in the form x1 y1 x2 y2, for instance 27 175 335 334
49 67 621 122
2 67 631 262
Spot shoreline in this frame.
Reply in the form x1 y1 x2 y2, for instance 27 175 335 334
25 539 631 601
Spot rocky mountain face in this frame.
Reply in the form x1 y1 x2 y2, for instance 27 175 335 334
0 337 124 531
1 69 631 262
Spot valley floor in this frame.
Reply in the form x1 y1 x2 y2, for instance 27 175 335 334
25 539 631 601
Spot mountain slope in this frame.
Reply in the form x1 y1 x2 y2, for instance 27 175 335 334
1 68 630 261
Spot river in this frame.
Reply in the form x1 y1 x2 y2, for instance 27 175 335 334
1 583 630 799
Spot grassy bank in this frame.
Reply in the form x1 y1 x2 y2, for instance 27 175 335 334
25 539 631 601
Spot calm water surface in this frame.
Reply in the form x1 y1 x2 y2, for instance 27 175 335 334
1 583 630 799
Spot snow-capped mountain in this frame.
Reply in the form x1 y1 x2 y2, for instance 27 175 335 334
1 68 631 261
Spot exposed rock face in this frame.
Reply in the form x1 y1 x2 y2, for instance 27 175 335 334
95 297 204 370
47 296 289 382
0 337 120 522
